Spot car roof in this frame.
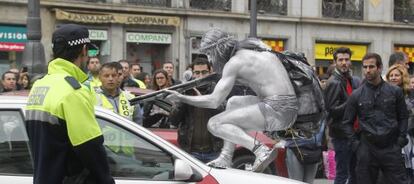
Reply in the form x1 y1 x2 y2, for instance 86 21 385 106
0 95 28 105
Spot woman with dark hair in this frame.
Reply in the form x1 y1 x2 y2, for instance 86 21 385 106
18 73 31 90
150 70 171 90
143 70 174 128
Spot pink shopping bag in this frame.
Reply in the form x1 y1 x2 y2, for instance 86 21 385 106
323 150 336 180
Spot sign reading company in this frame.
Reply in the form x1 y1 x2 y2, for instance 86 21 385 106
126 32 172 44
89 29 107 40
0 26 27 51
55 9 180 27
315 43 368 61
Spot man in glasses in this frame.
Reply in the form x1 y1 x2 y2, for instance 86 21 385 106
170 57 224 163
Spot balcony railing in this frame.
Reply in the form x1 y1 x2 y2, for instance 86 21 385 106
250 0 287 15
394 0 414 23
322 0 363 20
123 0 171 7
190 0 231 11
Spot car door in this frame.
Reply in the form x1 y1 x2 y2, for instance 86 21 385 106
96 116 201 184
0 107 205 184
0 109 33 184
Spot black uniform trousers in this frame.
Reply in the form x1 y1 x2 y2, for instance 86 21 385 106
355 137 408 184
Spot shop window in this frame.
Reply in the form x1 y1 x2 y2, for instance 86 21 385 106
322 0 363 20
262 39 285 52
248 0 287 15
394 45 414 74
394 0 414 23
190 0 231 11
124 0 171 7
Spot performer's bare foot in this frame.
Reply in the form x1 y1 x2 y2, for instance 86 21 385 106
250 144 278 172
207 154 232 169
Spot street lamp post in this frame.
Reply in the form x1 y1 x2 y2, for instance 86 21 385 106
22 0 46 74
249 0 257 38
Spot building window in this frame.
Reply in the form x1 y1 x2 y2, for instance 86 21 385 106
262 39 285 52
190 0 231 11
322 0 363 20
394 45 414 74
249 0 287 15
123 0 171 7
394 0 414 23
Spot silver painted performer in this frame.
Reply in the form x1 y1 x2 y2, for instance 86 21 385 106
166 29 299 172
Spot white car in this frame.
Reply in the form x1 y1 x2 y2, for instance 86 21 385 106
0 95 303 184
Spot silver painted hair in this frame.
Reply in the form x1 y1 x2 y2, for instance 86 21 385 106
200 28 237 74
200 28 271 74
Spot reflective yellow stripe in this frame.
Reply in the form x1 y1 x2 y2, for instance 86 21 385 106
99 92 134 120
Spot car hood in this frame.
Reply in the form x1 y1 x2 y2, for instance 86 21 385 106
209 167 305 184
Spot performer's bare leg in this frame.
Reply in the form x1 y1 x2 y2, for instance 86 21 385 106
207 96 281 171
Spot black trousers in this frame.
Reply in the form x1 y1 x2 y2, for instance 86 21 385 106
355 139 408 184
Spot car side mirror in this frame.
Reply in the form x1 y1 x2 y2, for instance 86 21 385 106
174 159 203 182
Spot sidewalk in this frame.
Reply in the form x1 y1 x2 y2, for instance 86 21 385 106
313 179 334 184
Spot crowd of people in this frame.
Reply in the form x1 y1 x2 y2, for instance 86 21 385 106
4 23 414 184
322 48 414 184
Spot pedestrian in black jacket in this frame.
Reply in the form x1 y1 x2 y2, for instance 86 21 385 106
170 58 224 162
324 47 360 184
342 53 409 184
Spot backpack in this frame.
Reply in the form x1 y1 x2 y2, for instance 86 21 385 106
236 39 326 137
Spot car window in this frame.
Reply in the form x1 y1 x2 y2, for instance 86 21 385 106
0 110 33 174
97 117 175 180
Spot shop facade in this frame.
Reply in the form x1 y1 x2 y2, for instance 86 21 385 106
53 9 181 75
0 25 27 75
314 42 368 77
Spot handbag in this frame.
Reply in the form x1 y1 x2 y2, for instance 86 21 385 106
291 144 322 164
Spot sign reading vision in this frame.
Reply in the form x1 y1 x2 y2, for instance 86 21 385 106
0 26 27 51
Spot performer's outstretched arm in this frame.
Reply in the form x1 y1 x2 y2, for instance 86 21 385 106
166 60 239 109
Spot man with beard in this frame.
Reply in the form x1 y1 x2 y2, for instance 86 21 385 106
84 56 102 92
342 53 409 184
166 28 298 172
170 58 224 163
324 47 360 184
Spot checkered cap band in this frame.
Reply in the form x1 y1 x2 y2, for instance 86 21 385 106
67 37 91 47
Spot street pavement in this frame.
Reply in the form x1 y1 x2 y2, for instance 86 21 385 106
314 179 334 184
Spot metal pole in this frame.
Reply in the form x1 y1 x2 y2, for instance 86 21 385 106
22 0 46 74
249 0 257 38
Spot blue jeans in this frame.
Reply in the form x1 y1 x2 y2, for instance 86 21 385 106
285 148 319 183
332 138 354 184
191 151 220 163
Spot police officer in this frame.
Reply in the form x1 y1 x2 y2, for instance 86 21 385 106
342 53 409 184
25 24 114 184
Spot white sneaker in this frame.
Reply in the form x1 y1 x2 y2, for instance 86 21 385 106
207 155 232 169
251 145 278 172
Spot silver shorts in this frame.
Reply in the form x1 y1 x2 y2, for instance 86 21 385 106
258 95 298 131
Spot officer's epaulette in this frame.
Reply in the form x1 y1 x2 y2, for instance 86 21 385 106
65 76 81 90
